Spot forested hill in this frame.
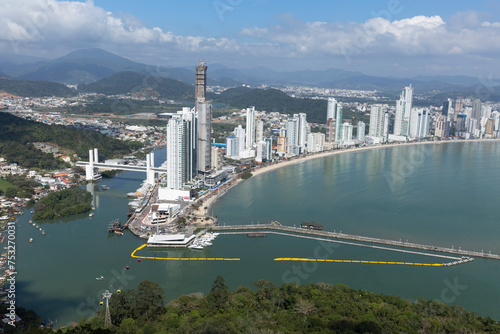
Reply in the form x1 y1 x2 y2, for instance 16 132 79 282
0 77 75 97
63 278 500 333
78 71 194 100
0 112 142 169
209 87 366 124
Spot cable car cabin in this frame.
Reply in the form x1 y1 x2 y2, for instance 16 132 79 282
300 222 323 230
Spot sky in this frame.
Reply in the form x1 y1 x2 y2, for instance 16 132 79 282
1 0 500 78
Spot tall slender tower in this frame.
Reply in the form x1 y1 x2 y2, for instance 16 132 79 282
195 61 211 175
195 61 207 110
245 107 256 150
393 84 413 136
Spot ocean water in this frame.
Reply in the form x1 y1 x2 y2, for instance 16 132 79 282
14 142 500 326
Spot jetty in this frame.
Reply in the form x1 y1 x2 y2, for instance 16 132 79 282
211 223 500 261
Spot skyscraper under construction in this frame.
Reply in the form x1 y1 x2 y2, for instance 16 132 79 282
195 61 212 175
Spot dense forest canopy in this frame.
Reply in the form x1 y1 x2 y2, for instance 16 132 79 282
33 188 92 220
0 77 75 97
0 112 142 169
61 277 500 333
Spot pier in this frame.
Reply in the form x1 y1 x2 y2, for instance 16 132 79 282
211 223 500 261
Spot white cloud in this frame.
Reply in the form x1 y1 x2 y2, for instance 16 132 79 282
241 12 500 59
0 0 237 56
0 1 499 77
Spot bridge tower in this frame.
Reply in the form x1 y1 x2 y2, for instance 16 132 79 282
85 148 102 181
146 152 156 185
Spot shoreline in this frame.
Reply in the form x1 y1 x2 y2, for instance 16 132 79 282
194 138 500 218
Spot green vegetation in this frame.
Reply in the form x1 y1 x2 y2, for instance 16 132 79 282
0 142 68 170
0 77 76 97
0 175 40 199
33 188 92 220
0 178 16 196
101 169 121 178
240 171 253 179
46 97 188 116
0 113 143 168
78 71 194 100
209 87 369 124
0 305 50 334
61 278 500 333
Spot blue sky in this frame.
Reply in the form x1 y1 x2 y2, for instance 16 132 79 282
1 0 500 77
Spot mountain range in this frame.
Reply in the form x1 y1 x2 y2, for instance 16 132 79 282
0 48 489 91
0 48 499 101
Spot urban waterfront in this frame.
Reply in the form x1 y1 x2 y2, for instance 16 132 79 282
16 142 500 326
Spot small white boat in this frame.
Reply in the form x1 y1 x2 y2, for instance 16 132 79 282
188 244 203 250
89 213 94 218
96 275 104 280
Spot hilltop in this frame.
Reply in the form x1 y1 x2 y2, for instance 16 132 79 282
0 77 75 97
78 71 194 100
62 278 500 333
0 112 142 169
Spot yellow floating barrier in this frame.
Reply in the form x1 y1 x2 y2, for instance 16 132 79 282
274 258 447 267
130 244 240 261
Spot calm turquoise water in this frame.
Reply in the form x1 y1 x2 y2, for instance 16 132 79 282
15 142 500 326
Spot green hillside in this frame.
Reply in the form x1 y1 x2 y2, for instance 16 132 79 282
63 278 500 333
0 77 75 97
210 87 368 124
78 71 194 100
0 112 142 169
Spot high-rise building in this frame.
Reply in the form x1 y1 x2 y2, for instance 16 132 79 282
226 135 239 159
296 113 308 153
340 123 353 143
211 146 223 171
234 125 246 154
393 84 413 136
195 61 207 110
286 118 299 156
256 119 264 143
277 129 287 157
166 116 186 190
197 100 211 174
195 61 211 175
471 99 482 130
456 114 467 132
326 118 335 143
327 98 337 121
454 96 463 122
245 107 256 150
166 108 196 190
357 121 365 142
434 114 449 138
492 111 500 134
485 119 494 138
307 133 325 152
409 108 430 139
369 104 387 138
334 103 343 143
264 137 273 161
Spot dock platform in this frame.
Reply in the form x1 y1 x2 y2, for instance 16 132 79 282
211 223 500 261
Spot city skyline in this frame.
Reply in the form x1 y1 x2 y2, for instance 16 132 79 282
1 0 500 77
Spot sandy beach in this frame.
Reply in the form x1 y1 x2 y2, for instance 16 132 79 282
191 138 500 218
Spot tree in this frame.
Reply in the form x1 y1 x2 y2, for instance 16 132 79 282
207 276 230 310
5 187 17 198
253 279 275 302
135 280 165 322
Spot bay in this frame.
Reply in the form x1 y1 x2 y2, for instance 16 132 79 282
15 141 500 326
